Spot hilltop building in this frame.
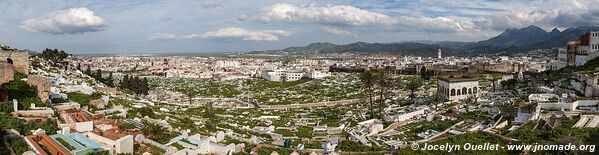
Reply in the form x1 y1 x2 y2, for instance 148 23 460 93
551 31 599 69
437 77 480 102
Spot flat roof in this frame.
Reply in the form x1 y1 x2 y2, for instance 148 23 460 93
66 133 102 149
438 77 478 83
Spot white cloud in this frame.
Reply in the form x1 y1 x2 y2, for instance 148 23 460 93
200 0 221 9
21 7 107 34
396 16 477 32
147 33 200 41
202 27 292 41
256 3 396 27
255 3 478 33
470 0 599 30
324 27 357 37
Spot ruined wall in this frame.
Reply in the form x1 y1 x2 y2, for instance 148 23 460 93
0 50 30 75
26 75 50 102
0 63 14 84
0 63 14 102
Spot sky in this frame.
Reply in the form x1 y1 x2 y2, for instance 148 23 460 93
1 0 598 54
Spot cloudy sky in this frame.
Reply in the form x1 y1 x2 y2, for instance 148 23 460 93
0 0 598 54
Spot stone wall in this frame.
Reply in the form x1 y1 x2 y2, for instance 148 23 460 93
0 63 14 102
0 50 30 75
0 63 14 84
26 75 51 102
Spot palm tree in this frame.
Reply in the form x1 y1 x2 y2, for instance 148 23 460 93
491 77 498 92
406 79 423 104
376 71 389 120
360 70 375 118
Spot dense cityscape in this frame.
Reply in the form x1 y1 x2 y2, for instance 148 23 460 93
1 0 599 155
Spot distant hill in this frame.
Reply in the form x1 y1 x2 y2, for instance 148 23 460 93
249 25 599 56
470 25 599 53
250 42 461 57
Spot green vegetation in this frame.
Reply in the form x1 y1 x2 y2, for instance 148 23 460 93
88 150 110 155
40 48 69 65
255 147 306 155
141 120 177 144
55 137 76 151
296 126 313 138
119 122 137 130
67 92 102 112
273 129 294 137
148 144 165 154
6 136 29 155
127 107 157 119
336 140 382 152
5 72 46 109
119 75 149 95
152 73 364 105
171 143 184 150
81 67 115 87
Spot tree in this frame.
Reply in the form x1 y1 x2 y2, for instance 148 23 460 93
419 66 433 80
121 75 130 88
85 66 92 76
94 69 103 81
140 77 149 95
205 102 215 118
105 72 114 87
406 78 424 104
501 79 518 91
41 48 69 65
118 75 149 95
360 70 376 118
376 71 389 120
76 63 81 71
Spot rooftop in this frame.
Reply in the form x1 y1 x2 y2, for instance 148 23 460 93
438 77 477 83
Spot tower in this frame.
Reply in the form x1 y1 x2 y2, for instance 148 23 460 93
437 48 442 59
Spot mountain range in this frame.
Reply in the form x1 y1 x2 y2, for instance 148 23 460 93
249 25 599 56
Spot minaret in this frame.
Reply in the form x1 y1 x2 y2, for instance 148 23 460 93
437 48 442 59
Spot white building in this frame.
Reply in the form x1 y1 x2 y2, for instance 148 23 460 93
554 31 599 69
528 94 559 102
261 69 305 82
215 61 240 68
304 70 331 79
437 77 480 102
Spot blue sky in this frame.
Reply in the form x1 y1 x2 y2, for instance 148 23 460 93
0 0 598 54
